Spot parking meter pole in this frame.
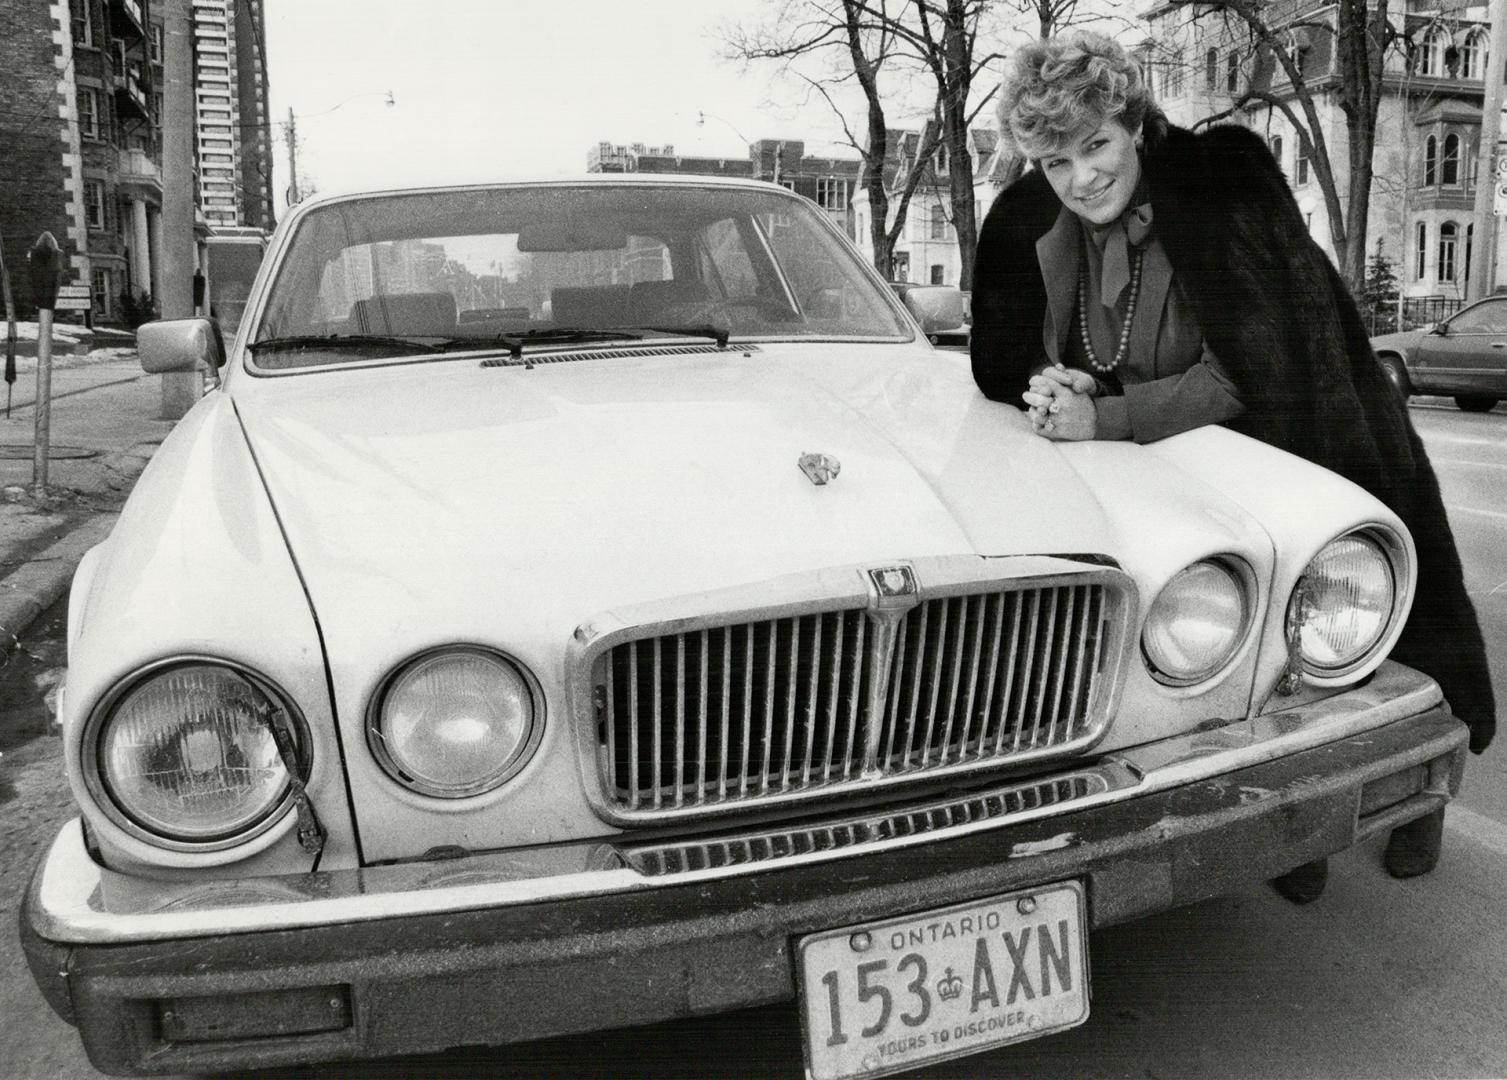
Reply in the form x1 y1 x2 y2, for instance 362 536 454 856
33 309 52 491
1 232 16 418
28 232 62 495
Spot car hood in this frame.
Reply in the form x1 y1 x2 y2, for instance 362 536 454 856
230 346 1244 667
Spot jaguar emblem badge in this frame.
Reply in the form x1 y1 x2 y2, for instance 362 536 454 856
867 565 916 599
798 451 841 486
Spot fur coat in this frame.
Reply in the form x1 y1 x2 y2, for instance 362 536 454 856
971 119 1495 753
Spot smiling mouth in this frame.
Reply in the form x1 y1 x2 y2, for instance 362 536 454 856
1079 181 1114 202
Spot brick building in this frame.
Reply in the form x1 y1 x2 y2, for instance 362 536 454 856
1 0 273 326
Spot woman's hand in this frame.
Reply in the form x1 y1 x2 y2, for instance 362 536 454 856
1023 364 1098 439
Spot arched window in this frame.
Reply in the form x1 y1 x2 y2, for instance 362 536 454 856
1460 30 1487 79
1439 221 1459 284
1205 48 1218 90
1424 134 1438 186
1442 132 1461 185
1419 27 1447 76
1415 221 1428 280
1270 135 1284 173
1226 50 1240 93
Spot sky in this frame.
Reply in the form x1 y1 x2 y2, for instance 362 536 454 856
263 0 919 207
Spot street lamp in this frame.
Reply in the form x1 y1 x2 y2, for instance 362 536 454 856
697 110 751 147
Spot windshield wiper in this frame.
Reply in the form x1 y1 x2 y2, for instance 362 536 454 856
249 334 445 355
442 328 647 365
631 324 730 348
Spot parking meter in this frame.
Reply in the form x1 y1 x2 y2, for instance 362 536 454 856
28 232 61 310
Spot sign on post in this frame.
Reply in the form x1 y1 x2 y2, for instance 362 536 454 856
55 284 91 311
1495 180 1507 217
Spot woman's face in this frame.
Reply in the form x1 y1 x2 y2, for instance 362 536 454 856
1039 118 1142 226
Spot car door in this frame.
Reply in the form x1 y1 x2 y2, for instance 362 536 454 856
1413 297 1507 395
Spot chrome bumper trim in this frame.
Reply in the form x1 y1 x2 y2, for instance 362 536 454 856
27 661 1445 946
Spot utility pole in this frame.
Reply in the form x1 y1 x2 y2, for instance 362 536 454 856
1468 0 1507 300
159 0 198 418
286 107 300 204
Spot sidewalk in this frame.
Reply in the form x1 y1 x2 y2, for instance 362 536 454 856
0 338 177 664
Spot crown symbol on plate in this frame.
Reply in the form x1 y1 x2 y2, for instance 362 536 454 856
935 967 964 1001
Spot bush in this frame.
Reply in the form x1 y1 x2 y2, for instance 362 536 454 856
118 289 157 329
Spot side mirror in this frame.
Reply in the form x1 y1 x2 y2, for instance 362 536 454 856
1426 321 1447 336
899 285 967 336
138 318 225 375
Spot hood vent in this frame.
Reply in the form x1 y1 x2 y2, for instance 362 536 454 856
481 343 758 368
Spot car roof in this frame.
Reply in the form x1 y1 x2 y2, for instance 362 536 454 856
288 173 802 214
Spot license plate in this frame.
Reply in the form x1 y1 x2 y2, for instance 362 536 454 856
796 882 1089 1080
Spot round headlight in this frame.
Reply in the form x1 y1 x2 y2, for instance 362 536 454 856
88 661 302 847
1143 560 1249 685
369 648 540 798
1292 534 1395 673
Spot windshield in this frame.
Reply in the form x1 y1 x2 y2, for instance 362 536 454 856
250 184 912 370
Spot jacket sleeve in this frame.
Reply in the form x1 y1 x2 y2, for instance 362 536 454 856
970 173 1057 407
1095 345 1245 443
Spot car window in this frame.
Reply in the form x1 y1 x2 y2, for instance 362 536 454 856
1447 299 1507 333
252 185 913 370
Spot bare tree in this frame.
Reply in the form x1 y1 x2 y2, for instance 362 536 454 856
1173 0 1401 291
726 1 927 277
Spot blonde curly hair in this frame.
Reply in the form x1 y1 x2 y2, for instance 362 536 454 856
997 32 1155 159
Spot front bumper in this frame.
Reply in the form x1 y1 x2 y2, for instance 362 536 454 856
23 663 1467 1076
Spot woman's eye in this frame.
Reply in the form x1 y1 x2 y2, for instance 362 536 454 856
1087 140 1108 152
1046 159 1067 170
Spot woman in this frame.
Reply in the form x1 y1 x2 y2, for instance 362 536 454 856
971 32 1494 898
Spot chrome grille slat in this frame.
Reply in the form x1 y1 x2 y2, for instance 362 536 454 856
601 580 1115 813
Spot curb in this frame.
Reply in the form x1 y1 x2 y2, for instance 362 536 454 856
0 446 155 656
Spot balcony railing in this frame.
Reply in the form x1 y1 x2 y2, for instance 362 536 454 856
117 147 162 192
113 62 150 121
110 0 145 42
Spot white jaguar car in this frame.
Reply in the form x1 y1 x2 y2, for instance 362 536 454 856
22 177 1467 1078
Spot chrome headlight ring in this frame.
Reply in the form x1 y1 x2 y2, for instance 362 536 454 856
1142 557 1256 687
366 645 544 799
1286 526 1410 684
80 657 311 853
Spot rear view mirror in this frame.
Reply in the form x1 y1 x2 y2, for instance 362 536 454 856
899 285 967 336
138 318 225 374
517 221 628 252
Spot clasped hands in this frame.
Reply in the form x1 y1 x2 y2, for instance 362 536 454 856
1022 364 1097 440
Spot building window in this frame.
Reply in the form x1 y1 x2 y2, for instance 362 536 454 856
777 179 796 191
1424 135 1438 186
929 203 948 240
816 177 847 211
71 0 92 45
1226 51 1239 94
1461 30 1487 79
1304 212 1313 235
1270 135 1283 172
930 264 945 285
1466 223 1475 288
84 180 106 229
1166 50 1184 96
1415 221 1428 280
1438 221 1458 284
91 268 111 317
935 144 949 175
1419 28 1446 76
1295 139 1310 185
79 88 99 139
1205 48 1217 91
151 23 164 62
1442 132 1461 185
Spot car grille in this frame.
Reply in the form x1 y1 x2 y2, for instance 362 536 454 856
597 581 1114 815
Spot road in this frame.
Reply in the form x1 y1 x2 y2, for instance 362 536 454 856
1 397 1504 1080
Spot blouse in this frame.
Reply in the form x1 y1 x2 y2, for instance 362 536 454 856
1037 204 1245 443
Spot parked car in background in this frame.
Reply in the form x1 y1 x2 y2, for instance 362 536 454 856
1370 295 1507 412
888 281 970 345
24 176 1468 1078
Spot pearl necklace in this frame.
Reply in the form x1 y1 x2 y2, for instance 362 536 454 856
1076 247 1145 374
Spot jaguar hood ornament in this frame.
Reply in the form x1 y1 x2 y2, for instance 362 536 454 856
798 451 841 486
